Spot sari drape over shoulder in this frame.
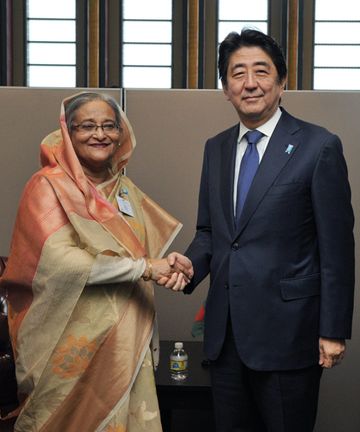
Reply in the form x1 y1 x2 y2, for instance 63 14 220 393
0 94 182 431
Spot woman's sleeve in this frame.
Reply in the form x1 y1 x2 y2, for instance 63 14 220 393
87 254 146 285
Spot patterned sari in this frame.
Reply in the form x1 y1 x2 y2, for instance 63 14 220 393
0 94 181 431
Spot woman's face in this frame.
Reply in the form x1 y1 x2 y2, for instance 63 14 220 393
70 100 120 173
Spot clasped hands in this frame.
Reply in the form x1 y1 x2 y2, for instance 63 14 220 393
146 252 193 291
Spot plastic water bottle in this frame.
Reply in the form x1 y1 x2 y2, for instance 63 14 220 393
170 342 188 381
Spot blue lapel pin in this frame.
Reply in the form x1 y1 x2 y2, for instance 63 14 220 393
285 144 294 155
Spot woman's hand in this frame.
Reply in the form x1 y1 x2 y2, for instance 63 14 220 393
159 271 188 291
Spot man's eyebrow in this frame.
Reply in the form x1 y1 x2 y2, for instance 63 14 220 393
231 61 271 71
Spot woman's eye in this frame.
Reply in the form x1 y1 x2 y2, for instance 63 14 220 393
82 124 95 131
103 123 116 131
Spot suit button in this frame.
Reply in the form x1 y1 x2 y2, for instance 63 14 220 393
224 284 229 290
232 242 239 250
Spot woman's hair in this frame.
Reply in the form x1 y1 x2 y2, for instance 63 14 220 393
218 29 287 86
65 92 121 131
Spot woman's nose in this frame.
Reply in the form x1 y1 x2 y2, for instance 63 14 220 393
93 126 106 139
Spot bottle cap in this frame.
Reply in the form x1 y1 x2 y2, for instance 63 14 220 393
174 342 183 349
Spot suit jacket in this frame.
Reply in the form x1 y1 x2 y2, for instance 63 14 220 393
185 108 355 371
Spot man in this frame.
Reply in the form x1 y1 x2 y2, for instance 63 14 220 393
169 29 355 431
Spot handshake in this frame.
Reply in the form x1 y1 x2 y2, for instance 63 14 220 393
143 252 193 292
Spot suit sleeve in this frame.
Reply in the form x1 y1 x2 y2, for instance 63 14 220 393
184 140 213 294
312 134 355 339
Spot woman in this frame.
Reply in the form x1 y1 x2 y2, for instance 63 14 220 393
0 92 192 431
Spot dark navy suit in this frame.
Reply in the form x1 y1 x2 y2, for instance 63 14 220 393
184 108 354 429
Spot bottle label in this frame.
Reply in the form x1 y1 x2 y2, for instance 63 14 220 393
170 359 188 372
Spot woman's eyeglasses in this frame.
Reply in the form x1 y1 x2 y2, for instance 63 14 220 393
72 122 120 135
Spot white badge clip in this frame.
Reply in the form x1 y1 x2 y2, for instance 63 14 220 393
116 196 134 217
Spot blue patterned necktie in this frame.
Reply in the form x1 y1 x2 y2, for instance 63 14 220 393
235 130 263 224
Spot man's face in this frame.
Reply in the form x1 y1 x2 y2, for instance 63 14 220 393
222 46 286 129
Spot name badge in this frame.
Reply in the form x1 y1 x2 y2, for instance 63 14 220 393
116 196 134 217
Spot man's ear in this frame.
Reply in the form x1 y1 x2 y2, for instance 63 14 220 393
222 82 230 101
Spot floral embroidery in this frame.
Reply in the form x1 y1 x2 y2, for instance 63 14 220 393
131 401 157 427
52 335 97 378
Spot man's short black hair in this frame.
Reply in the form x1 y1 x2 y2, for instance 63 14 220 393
218 29 287 86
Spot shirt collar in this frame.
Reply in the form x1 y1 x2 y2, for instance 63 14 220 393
237 107 282 143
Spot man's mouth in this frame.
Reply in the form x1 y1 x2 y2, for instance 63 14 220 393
243 95 262 100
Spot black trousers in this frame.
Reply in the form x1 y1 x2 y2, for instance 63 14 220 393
210 322 323 432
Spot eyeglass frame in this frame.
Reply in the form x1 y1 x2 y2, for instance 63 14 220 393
71 121 121 135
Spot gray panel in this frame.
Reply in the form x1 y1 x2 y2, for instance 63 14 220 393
125 89 238 346
125 89 360 432
0 87 121 255
0 87 359 431
283 91 360 432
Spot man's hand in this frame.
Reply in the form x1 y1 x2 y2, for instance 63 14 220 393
319 337 346 368
167 252 194 279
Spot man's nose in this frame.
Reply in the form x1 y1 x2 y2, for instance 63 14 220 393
244 73 257 89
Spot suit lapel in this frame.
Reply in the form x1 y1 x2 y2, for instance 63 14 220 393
220 124 239 236
234 109 302 239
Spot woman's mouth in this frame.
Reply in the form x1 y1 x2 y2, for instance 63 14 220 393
89 143 111 148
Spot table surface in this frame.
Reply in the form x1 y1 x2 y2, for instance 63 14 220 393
155 340 211 391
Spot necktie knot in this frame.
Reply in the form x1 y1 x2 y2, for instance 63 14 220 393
245 130 263 146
